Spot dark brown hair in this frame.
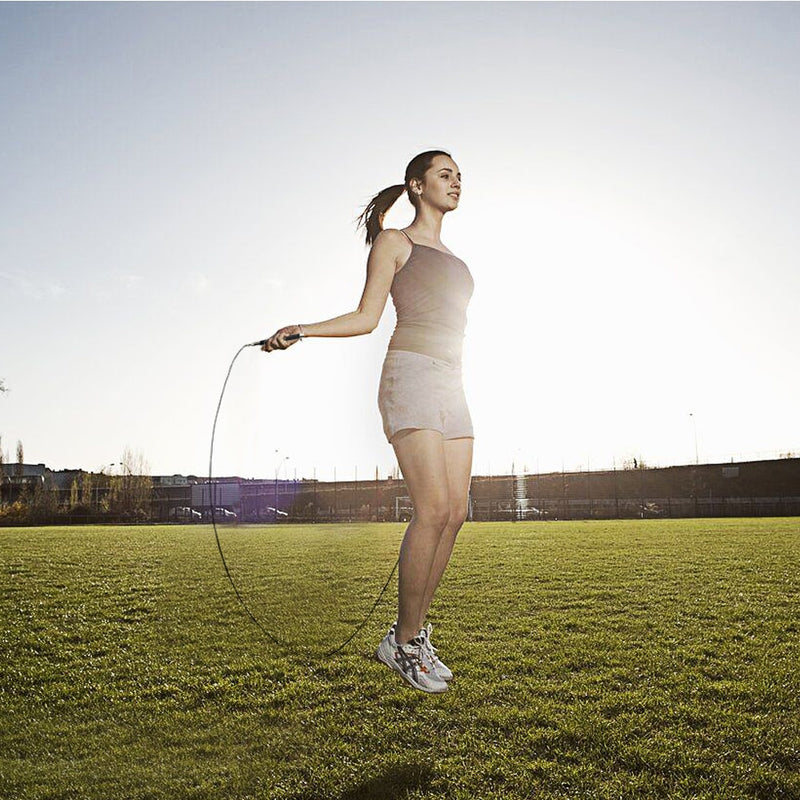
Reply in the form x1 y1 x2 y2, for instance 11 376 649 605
356 150 452 246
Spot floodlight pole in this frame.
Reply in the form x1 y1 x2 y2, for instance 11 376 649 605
274 452 289 522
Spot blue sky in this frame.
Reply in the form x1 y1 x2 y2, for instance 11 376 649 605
1 2 799 481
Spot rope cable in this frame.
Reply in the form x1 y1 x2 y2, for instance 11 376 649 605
208 341 398 658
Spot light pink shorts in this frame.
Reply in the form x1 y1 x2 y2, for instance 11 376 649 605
377 349 474 443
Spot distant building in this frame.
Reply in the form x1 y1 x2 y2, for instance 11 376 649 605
0 463 46 502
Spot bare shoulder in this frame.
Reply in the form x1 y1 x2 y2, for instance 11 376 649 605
370 228 412 273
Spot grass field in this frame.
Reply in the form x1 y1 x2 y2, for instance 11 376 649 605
1 519 798 800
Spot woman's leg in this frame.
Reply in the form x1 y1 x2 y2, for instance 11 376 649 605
416 436 473 629
391 428 451 645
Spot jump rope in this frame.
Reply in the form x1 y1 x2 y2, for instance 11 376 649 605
209 334 399 657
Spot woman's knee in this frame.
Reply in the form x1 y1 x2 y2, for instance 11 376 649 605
414 499 450 531
447 502 469 531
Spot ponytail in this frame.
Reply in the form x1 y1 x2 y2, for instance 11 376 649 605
356 184 406 246
356 149 452 247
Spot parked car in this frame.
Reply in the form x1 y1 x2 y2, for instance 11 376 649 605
169 506 202 522
256 506 288 522
494 501 550 520
203 507 238 521
525 506 550 519
639 502 663 519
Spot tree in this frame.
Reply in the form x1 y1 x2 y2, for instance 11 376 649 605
622 455 648 470
15 440 23 478
80 471 94 508
109 448 153 520
28 474 58 522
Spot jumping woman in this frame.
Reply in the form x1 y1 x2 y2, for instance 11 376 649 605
261 150 473 693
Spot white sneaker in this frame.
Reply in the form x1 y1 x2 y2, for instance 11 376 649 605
388 621 454 682
376 627 448 694
419 623 453 682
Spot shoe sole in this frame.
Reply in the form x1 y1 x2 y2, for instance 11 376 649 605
375 643 448 694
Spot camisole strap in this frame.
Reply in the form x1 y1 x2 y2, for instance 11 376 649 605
398 229 415 246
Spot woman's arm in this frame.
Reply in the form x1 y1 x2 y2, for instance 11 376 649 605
261 230 406 352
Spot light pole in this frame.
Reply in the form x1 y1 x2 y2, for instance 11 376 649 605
689 413 699 516
274 452 289 521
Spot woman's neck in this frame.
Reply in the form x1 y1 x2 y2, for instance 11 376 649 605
407 208 445 245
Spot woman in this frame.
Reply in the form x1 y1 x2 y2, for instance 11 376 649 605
262 150 473 694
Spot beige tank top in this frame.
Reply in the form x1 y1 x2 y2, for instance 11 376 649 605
387 230 474 365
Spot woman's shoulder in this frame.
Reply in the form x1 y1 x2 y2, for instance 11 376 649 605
374 228 412 248
370 229 414 275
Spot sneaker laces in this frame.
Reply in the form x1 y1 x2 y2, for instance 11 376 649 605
422 623 442 662
396 639 430 679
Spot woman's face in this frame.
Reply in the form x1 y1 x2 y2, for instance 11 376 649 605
417 155 461 212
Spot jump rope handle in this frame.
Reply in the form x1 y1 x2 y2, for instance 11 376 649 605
249 333 302 347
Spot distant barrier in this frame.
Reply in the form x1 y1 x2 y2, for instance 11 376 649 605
3 457 799 526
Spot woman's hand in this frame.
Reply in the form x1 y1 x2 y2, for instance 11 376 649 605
260 324 304 352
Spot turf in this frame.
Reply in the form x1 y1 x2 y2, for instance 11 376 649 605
1 519 798 799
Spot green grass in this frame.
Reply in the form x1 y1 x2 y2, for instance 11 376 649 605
1 519 798 799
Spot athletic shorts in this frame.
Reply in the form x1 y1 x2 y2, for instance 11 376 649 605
377 349 474 443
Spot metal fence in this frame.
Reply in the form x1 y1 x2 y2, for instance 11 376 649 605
3 457 799 525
